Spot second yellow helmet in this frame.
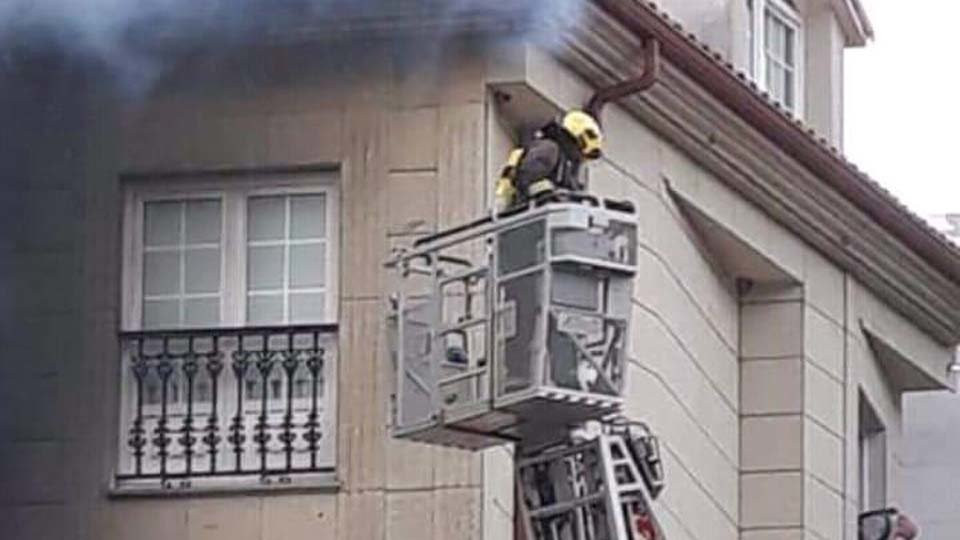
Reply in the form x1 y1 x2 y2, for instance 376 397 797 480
561 110 603 160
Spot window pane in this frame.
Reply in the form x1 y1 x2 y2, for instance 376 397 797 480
248 196 285 241
783 25 795 66
290 243 326 289
766 60 776 94
144 370 163 405
290 292 325 323
184 298 220 327
248 294 284 325
185 248 221 294
185 200 222 244
293 366 312 399
767 60 787 104
244 369 283 402
773 19 786 55
784 69 795 108
775 19 786 56
195 378 212 404
270 377 283 400
144 299 179 329
764 12 774 52
144 251 181 296
144 201 181 247
245 374 262 401
765 11 789 60
167 373 182 404
748 0 755 75
291 195 326 239
248 245 284 291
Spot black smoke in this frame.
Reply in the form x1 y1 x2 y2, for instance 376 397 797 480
0 0 585 92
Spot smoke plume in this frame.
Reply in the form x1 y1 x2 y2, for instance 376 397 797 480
0 0 586 92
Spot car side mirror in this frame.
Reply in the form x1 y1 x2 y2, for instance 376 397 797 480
859 508 918 540
859 509 895 540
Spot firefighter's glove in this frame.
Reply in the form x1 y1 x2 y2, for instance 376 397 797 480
495 177 517 213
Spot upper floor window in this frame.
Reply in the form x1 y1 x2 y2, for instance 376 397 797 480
748 0 803 113
116 171 340 491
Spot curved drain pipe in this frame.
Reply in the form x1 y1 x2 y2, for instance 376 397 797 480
585 37 661 121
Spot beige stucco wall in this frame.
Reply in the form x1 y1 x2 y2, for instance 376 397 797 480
0 30 950 540
3 38 491 540
655 0 750 69
511 47 950 540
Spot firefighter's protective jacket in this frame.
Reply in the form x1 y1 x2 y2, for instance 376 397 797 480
496 122 586 210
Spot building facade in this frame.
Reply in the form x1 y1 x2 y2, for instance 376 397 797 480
1 1 958 539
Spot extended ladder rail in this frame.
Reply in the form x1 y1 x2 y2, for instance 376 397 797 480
517 424 666 540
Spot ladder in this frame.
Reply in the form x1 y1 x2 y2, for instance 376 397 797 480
516 421 666 540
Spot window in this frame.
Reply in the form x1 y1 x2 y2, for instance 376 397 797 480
859 393 887 512
117 172 339 488
124 175 338 330
247 194 330 325
141 199 223 328
748 0 803 113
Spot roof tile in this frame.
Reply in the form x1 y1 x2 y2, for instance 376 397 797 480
628 0 960 265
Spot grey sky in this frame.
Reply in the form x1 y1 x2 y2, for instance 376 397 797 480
844 0 960 221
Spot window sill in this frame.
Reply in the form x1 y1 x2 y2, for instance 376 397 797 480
109 471 340 499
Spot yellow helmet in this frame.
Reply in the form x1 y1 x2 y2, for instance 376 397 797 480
561 110 603 160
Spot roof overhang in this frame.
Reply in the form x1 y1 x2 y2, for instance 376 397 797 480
550 0 960 345
831 0 874 47
862 322 954 392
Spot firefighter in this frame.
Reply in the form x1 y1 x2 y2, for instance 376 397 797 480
495 109 604 211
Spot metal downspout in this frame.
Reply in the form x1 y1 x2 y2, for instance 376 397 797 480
585 37 661 119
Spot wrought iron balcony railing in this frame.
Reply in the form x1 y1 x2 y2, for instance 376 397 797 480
115 324 337 490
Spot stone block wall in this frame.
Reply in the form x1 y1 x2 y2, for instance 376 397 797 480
0 32 946 540
1 38 491 540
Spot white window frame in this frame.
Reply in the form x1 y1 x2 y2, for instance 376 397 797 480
117 170 340 488
749 0 804 115
122 172 340 330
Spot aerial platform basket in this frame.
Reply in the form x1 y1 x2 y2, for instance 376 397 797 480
387 195 639 450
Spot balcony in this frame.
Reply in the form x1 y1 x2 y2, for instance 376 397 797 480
115 324 338 493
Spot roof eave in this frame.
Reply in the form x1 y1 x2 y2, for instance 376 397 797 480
595 0 960 286
833 0 874 47
586 0 960 344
